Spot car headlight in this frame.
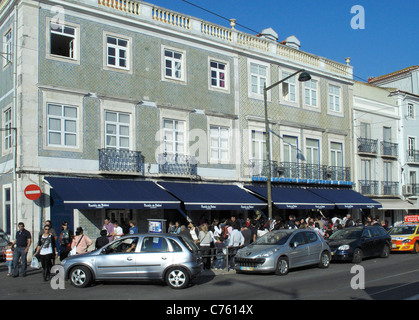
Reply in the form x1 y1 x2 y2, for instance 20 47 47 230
402 239 411 244
338 245 350 251
256 249 278 258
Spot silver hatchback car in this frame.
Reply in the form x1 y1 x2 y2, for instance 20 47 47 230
234 229 331 275
61 234 203 289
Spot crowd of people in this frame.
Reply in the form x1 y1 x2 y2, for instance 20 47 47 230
4 213 389 281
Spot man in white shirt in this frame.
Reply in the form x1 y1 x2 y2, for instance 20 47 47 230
228 226 244 270
112 221 124 240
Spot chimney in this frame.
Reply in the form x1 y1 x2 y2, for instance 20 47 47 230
283 35 301 50
257 28 278 41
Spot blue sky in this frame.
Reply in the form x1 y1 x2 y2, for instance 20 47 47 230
148 0 419 82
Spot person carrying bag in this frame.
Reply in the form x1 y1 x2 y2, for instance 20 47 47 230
70 227 92 255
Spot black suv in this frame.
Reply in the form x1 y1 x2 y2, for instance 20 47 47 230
327 226 391 263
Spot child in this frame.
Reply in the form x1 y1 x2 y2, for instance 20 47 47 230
214 237 226 270
3 242 13 276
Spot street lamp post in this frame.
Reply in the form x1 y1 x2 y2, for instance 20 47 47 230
264 69 311 220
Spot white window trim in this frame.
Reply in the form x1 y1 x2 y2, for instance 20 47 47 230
104 110 131 150
247 58 270 101
42 90 83 152
303 77 321 112
327 83 344 117
103 31 133 74
328 136 345 167
45 17 80 65
2 105 13 155
161 46 187 84
207 116 232 164
47 103 79 149
407 103 415 120
209 125 230 164
3 28 12 68
2 184 12 235
208 57 230 93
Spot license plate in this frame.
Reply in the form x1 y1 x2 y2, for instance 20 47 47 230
240 266 254 271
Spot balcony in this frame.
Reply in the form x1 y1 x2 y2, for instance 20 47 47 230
412 184 419 196
381 181 399 196
158 153 197 176
407 149 419 164
381 141 398 158
99 148 144 174
249 160 351 183
358 180 379 195
357 138 378 155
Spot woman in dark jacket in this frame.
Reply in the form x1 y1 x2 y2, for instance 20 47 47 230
34 225 58 281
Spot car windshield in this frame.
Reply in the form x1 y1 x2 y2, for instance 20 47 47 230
253 231 291 245
389 225 417 235
329 229 362 240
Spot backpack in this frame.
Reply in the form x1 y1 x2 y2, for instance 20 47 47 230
220 226 229 241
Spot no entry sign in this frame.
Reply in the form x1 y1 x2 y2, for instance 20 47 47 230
24 184 42 201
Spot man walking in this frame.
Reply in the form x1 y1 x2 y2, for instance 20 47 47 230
12 222 32 277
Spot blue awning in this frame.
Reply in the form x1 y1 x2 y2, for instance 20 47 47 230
308 188 382 209
245 185 335 210
45 177 181 210
158 182 266 211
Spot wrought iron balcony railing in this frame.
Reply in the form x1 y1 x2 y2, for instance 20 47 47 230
407 149 419 163
381 141 398 158
249 160 351 182
412 184 419 196
358 180 379 195
382 181 399 196
99 148 144 174
357 138 378 155
158 153 197 176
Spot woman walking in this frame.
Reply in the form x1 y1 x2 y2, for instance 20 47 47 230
34 225 58 281
71 227 92 255
59 221 73 261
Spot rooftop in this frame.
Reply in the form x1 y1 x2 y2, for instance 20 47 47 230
368 65 419 84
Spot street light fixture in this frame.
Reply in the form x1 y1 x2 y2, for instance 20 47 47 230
263 69 311 220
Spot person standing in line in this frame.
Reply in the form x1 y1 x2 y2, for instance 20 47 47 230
227 225 244 270
198 224 213 270
128 220 138 235
71 227 93 255
59 221 73 261
103 217 114 242
95 230 109 250
33 225 58 281
12 222 31 278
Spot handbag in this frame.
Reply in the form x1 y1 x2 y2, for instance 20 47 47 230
69 235 84 256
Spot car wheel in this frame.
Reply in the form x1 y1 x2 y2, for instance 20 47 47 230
70 266 92 288
412 242 419 254
165 267 190 289
380 244 390 258
352 248 363 264
275 256 289 276
318 251 330 269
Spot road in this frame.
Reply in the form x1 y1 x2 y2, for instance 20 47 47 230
1 253 419 302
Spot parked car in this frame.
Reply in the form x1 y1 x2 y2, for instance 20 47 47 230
327 226 391 263
388 223 419 253
61 234 203 289
234 229 331 275
0 229 10 261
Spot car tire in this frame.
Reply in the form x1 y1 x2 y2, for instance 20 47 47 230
275 256 289 276
412 242 419 254
318 251 331 269
352 248 363 264
380 244 390 258
165 267 190 289
69 266 92 288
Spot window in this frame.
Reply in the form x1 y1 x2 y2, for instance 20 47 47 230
141 237 169 253
3 108 12 151
360 122 371 139
163 119 185 155
106 36 129 69
384 161 392 183
306 231 319 243
282 71 296 102
105 111 130 150
361 159 371 181
408 137 416 156
47 104 78 147
290 232 306 247
304 79 318 107
330 142 343 167
383 127 391 142
251 130 266 161
407 103 415 119
50 22 76 59
4 29 12 64
283 136 298 162
250 63 267 96
329 85 341 112
410 171 417 185
164 49 184 81
210 126 229 162
306 138 319 165
3 187 11 235
210 60 227 90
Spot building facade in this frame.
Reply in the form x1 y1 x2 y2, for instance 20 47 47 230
1 0 379 249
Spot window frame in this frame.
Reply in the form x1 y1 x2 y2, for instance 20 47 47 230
281 70 298 104
162 46 186 83
209 125 230 163
208 58 229 93
304 78 319 109
103 32 132 73
104 110 131 150
247 59 270 100
3 107 13 154
46 103 79 149
162 118 186 155
46 18 80 65
3 28 12 68
328 84 342 115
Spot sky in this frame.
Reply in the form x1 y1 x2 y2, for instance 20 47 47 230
147 0 419 82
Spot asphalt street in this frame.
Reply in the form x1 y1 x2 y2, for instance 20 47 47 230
1 252 419 301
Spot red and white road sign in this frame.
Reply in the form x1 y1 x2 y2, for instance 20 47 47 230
24 184 42 201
